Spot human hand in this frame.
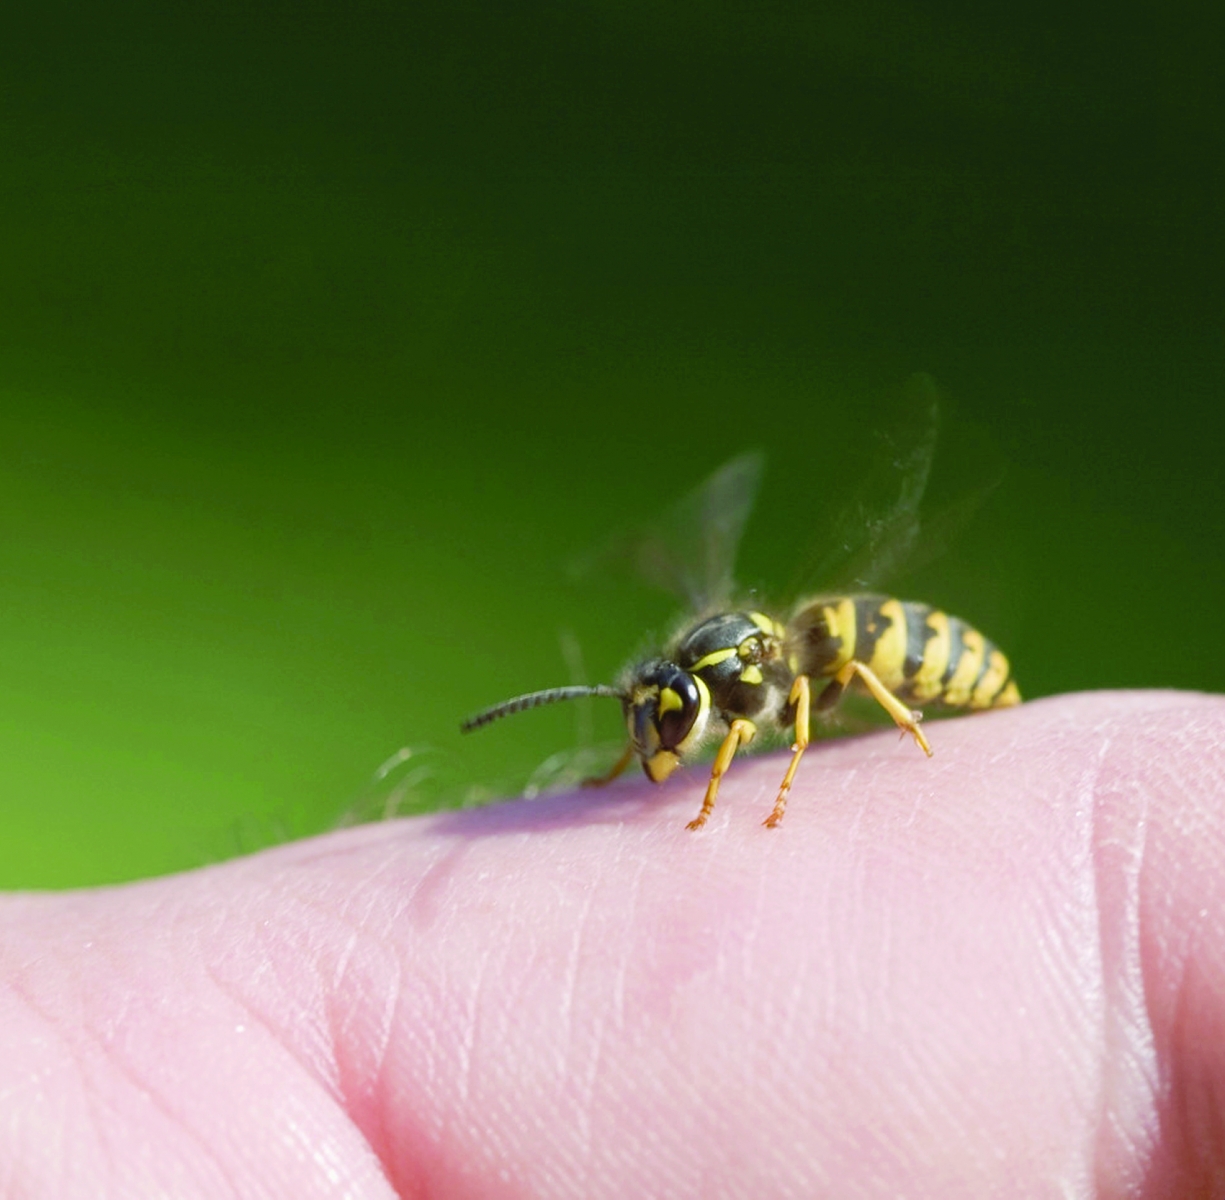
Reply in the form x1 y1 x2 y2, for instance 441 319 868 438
3 691 1223 1198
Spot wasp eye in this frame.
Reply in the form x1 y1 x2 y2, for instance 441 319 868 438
655 686 692 748
642 663 702 750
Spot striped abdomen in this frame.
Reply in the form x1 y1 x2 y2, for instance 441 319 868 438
787 595 1020 710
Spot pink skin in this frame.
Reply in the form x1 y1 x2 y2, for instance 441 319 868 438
2 691 1224 1198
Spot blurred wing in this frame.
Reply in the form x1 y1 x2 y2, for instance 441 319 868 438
785 373 1001 598
571 450 764 611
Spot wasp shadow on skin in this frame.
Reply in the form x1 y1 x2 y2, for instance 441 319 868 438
381 771 730 937
425 771 676 838
422 734 881 841
426 699 1039 851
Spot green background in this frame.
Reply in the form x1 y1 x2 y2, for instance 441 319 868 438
2 3 1221 887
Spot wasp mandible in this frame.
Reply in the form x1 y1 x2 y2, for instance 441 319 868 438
462 383 1020 829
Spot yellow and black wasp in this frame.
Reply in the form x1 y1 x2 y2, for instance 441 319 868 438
461 381 1020 830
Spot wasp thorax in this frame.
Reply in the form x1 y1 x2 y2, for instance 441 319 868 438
625 660 710 783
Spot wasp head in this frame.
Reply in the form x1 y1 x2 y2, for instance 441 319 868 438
624 659 711 783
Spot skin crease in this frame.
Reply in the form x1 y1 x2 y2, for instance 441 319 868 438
1 692 1224 1199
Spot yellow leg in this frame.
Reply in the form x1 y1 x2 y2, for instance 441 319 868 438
581 743 634 788
686 718 756 831
765 675 810 828
835 660 932 756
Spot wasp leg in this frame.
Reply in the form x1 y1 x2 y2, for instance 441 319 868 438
686 718 756 831
581 743 634 788
834 660 932 756
765 674 810 828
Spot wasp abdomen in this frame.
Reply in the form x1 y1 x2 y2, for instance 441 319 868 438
788 595 1019 711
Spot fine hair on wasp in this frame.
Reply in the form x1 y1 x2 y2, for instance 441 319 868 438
461 380 1019 830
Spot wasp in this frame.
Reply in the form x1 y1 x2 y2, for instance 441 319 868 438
461 383 1020 829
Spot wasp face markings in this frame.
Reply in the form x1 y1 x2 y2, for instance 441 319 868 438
626 661 710 783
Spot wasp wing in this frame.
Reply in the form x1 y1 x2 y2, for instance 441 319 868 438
571 375 997 615
784 373 1002 599
796 375 937 593
570 450 764 612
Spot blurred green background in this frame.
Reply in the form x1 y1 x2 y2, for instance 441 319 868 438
2 3 1221 887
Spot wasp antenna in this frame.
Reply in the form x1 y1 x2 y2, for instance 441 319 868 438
460 685 624 733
